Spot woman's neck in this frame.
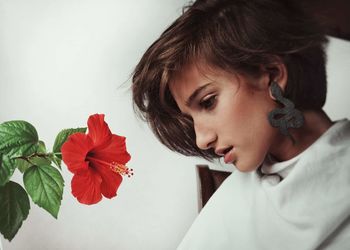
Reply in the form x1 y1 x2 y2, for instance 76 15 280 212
269 109 334 162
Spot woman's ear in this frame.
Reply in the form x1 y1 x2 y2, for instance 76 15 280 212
262 60 288 101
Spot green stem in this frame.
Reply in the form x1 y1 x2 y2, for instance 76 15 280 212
14 152 52 162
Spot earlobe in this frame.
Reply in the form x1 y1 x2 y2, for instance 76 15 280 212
268 80 286 101
265 61 288 100
268 79 286 101
267 61 288 90
269 84 277 101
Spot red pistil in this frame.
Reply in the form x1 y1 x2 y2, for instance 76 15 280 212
86 156 133 177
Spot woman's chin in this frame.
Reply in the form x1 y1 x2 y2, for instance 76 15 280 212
234 158 263 173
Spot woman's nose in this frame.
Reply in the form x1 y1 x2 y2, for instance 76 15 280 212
194 123 216 150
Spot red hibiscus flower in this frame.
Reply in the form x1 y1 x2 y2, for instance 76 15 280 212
61 114 132 205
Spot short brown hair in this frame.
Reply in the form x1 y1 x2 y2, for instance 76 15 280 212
132 0 328 160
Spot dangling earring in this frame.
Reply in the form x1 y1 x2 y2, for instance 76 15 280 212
268 81 304 144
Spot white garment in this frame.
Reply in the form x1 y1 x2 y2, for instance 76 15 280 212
178 119 350 250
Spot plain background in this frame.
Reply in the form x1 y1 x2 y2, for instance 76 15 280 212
0 0 350 249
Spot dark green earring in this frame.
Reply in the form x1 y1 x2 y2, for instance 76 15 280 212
268 81 304 144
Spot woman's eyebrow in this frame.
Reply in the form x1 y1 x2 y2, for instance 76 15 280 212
185 82 213 107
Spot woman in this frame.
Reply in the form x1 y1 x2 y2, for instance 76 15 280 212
132 0 350 249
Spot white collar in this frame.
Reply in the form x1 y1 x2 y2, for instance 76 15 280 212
260 118 349 179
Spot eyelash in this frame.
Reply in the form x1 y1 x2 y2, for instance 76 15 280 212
199 95 217 110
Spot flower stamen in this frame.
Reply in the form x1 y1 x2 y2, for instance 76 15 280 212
110 161 134 178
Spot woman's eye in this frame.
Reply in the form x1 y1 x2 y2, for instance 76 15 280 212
199 95 217 110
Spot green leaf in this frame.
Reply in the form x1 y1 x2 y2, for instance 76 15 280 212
15 156 51 174
51 155 62 169
0 120 39 158
15 158 31 173
15 140 50 173
15 158 32 173
31 156 51 166
0 181 30 241
52 127 87 167
23 164 64 218
37 140 46 153
0 153 16 186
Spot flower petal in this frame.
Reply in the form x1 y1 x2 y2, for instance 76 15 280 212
71 168 103 205
95 165 123 199
87 114 112 148
61 133 93 173
91 135 131 165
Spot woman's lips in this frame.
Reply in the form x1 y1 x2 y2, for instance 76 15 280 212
224 147 234 164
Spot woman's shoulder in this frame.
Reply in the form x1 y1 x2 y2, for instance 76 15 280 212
327 118 350 146
303 118 350 168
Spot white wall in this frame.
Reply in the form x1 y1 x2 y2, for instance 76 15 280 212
323 37 350 120
0 0 349 249
0 1 207 249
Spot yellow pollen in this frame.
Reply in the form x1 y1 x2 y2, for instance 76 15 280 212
110 162 134 178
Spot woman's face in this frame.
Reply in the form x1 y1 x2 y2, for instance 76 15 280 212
169 64 281 172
